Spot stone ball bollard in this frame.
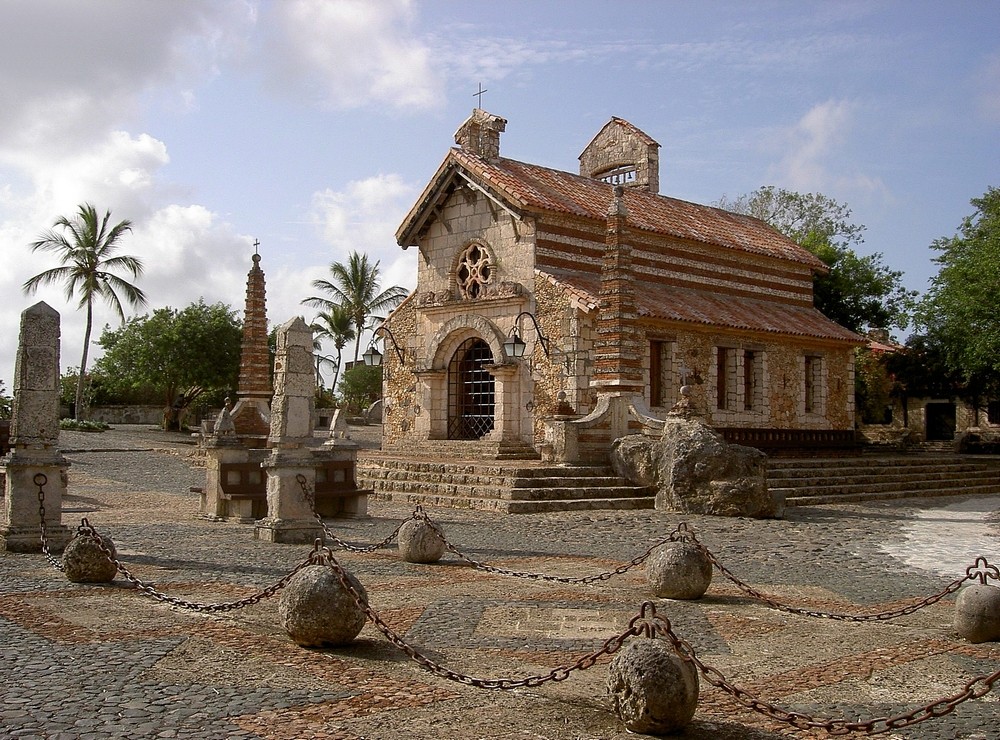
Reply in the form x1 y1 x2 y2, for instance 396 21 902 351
398 519 446 564
607 638 699 734
954 584 1000 643
646 541 712 600
62 533 117 584
279 564 368 647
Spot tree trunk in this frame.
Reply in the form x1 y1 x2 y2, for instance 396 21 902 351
163 386 203 432
75 302 93 421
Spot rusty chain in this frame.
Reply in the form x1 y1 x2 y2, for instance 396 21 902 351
295 471 657 580
316 545 654 689
35 477 1000 731
650 608 1000 735
75 518 319 612
296 473 406 552
34 473 65 571
668 522 993 622
414 508 664 584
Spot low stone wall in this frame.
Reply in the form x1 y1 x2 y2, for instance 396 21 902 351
84 405 165 425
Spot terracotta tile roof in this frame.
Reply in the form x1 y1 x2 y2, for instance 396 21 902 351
448 149 826 270
868 338 903 354
541 268 862 344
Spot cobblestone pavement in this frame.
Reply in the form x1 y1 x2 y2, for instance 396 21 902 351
1 426 999 739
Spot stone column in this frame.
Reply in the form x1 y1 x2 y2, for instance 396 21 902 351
592 185 644 394
486 363 521 443
255 317 323 544
543 188 655 465
1 302 71 552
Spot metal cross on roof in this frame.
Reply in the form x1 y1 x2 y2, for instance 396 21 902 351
474 83 488 108
253 238 260 255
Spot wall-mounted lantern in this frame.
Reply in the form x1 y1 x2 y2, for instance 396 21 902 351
503 311 551 359
362 324 405 367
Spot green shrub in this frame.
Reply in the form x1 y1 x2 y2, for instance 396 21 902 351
59 419 110 432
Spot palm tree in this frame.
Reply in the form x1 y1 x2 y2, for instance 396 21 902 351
301 251 407 362
22 203 147 419
310 305 355 391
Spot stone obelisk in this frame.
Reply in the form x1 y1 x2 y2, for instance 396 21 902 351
1 302 71 552
254 317 323 543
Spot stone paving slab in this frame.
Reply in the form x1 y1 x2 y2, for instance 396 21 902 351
1 427 999 739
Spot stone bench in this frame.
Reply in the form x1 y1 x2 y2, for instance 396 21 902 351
312 459 370 518
216 460 370 522
218 461 267 522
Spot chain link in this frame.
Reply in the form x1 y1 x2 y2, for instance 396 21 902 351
668 523 988 622
34 473 65 571
315 545 652 689
416 510 664 584
36 477 1000 731
76 519 319 612
649 610 1000 734
296 474 406 552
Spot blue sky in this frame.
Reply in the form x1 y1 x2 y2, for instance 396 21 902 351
1 0 997 390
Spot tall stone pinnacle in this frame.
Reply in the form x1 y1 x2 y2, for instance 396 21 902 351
238 252 272 400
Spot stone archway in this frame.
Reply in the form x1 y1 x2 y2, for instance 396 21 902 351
416 314 528 444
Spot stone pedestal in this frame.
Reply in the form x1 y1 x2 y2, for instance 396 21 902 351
1 452 71 553
543 392 650 465
255 449 324 543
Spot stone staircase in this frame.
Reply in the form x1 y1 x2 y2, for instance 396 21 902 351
771 454 1000 506
356 453 655 514
358 442 1000 513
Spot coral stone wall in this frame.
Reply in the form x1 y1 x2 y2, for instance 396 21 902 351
381 297 418 448
648 328 854 430
530 274 587 444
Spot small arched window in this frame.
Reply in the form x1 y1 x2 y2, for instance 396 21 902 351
455 243 492 300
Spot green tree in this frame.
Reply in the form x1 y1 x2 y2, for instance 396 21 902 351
915 187 1000 382
336 363 382 415
0 380 12 420
310 305 355 392
716 186 915 333
302 251 407 362
853 347 895 425
94 300 242 430
22 203 147 419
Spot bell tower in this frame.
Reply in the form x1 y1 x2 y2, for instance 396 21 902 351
579 117 660 194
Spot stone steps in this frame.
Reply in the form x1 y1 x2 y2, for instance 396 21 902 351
357 454 654 514
771 455 1000 506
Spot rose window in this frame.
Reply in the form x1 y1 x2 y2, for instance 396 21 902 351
456 243 492 300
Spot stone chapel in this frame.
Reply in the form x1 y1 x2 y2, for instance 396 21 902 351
379 109 862 463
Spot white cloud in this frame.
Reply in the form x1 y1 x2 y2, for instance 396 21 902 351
766 99 888 200
0 0 252 157
309 173 419 291
260 0 442 110
0 1 254 385
772 99 854 189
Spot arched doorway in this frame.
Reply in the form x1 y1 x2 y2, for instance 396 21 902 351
448 337 495 439
925 402 956 441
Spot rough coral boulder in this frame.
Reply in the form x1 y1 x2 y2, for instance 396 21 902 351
612 415 776 518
